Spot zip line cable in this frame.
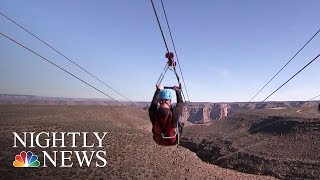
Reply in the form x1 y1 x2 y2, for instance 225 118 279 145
150 0 170 53
303 94 320 111
0 32 119 102
0 12 135 104
308 94 320 101
160 0 190 102
261 52 320 102
249 28 320 102
150 0 189 102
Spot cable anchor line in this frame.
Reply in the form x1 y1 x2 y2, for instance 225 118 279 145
261 52 320 102
0 11 135 105
249 28 320 103
0 31 119 102
308 94 320 102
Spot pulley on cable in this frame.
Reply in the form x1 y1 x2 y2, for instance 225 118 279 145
156 52 182 90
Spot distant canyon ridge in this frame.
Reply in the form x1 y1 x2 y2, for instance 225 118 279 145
0 94 318 124
182 101 319 124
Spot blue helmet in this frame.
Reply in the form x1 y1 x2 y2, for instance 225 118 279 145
159 89 172 100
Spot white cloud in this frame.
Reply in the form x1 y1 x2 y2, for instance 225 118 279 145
207 66 231 78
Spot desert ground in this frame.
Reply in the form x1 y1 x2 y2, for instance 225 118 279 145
181 106 320 179
0 105 319 179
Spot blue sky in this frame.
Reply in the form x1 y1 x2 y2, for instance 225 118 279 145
1 0 320 102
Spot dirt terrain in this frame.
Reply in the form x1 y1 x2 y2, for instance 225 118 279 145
181 106 320 179
0 105 275 180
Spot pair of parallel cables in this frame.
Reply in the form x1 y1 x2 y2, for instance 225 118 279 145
151 0 318 103
249 28 320 103
150 0 191 102
0 12 135 105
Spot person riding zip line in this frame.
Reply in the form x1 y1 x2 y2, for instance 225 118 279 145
149 84 184 146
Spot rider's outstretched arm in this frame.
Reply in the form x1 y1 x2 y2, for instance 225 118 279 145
149 89 160 121
172 88 183 122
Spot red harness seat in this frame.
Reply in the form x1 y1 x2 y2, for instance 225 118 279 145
152 109 177 146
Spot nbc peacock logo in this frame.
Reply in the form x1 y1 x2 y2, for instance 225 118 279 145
13 151 40 167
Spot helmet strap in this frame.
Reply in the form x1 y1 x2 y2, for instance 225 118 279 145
165 100 172 108
159 100 172 108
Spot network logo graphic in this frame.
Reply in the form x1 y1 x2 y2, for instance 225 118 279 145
13 151 40 167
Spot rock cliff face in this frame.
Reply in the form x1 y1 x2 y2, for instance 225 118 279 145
182 103 232 124
182 101 319 124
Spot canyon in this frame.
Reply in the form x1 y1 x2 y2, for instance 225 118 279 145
182 101 318 123
1 94 318 124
